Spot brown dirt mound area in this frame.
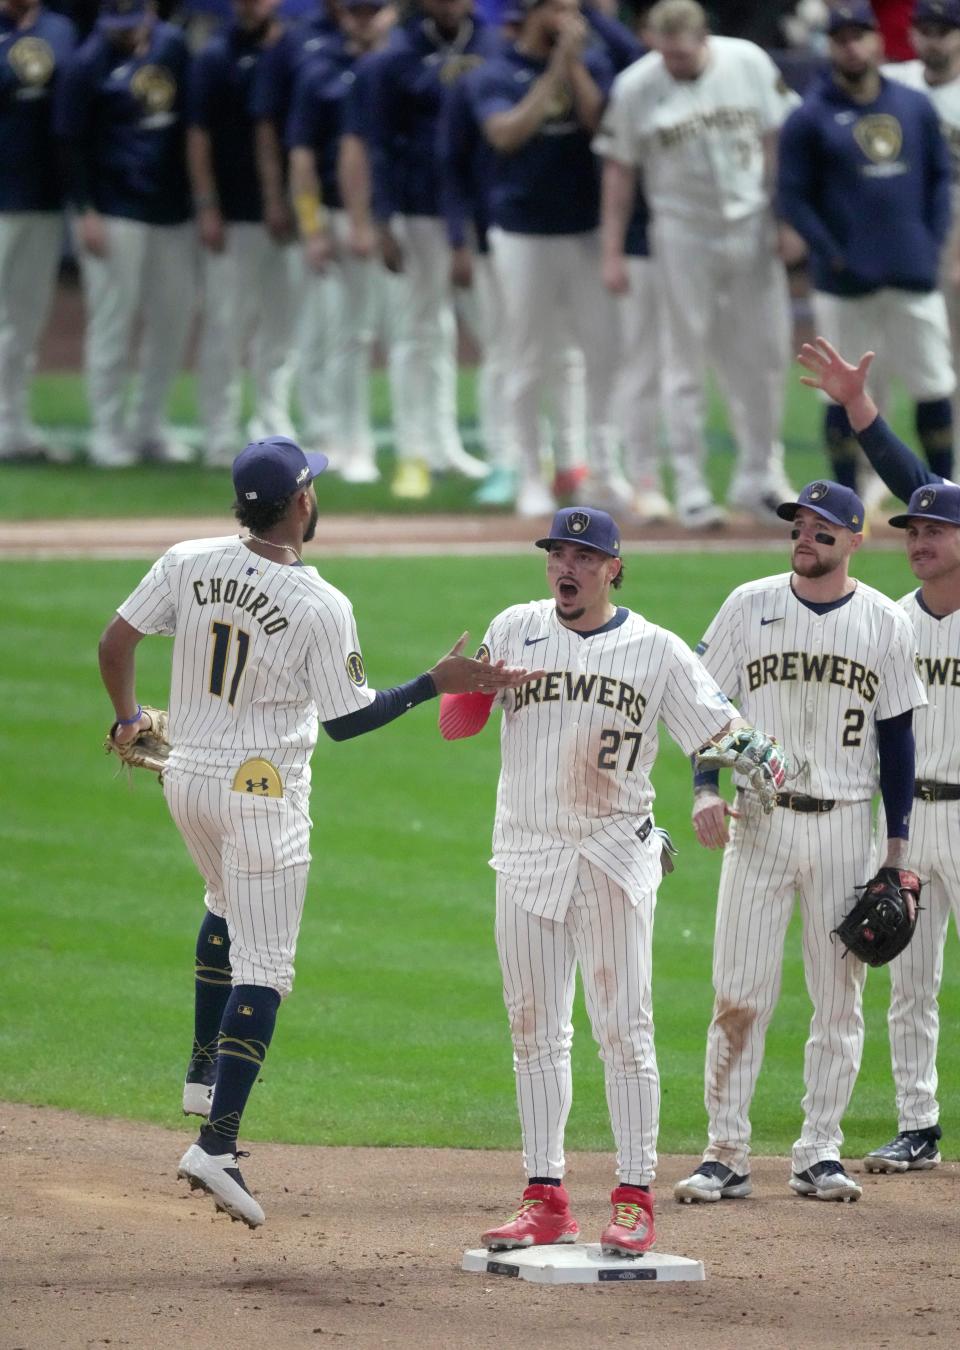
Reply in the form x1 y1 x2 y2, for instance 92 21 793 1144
3 1102 958 1349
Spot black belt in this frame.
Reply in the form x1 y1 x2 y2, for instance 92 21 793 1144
776 793 836 813
915 780 960 802
636 817 652 842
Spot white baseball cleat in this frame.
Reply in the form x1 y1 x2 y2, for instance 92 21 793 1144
515 476 557 518
674 1161 752 1204
177 1141 265 1228
677 494 727 530
632 489 673 524
438 444 490 479
789 1159 862 1202
340 455 380 484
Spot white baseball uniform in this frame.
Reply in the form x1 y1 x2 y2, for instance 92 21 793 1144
476 599 735 1184
116 535 375 996
696 573 926 1174
882 588 960 1131
595 36 796 515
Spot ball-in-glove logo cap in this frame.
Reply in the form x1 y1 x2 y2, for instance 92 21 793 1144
535 506 621 556
776 480 865 531
889 481 960 528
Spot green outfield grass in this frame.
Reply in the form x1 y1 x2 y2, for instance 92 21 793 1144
2 550 956 1159
0 370 921 519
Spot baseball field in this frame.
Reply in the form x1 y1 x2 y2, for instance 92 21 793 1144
2 371 959 1348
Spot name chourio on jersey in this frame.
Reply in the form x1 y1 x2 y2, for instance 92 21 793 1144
697 573 926 800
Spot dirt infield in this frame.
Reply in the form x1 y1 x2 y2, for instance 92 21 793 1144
3 1102 958 1350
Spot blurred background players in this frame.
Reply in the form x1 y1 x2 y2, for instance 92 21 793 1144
287 0 390 484
362 0 496 499
0 0 76 462
598 0 797 530
468 0 629 519
778 1 956 509
188 0 300 468
55 0 197 466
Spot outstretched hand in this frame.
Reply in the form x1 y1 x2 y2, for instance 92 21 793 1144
429 633 546 695
796 336 876 412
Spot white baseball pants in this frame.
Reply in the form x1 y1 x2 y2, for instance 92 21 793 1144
651 210 790 500
0 211 62 455
297 209 378 467
495 858 660 1186
489 227 620 486
197 221 298 461
813 287 956 405
886 798 960 1131
387 213 465 468
614 255 663 487
164 766 312 998
703 798 874 1176
77 216 197 459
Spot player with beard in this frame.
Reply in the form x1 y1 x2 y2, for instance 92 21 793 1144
674 477 926 1205
98 435 540 1228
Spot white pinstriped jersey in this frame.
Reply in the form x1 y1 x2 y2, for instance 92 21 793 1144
595 36 798 226
117 536 374 777
698 574 926 800
900 589 960 782
481 600 735 919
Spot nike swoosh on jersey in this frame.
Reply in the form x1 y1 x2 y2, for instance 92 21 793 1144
760 617 784 626
524 636 549 646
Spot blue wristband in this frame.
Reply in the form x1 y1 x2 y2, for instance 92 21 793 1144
116 705 143 725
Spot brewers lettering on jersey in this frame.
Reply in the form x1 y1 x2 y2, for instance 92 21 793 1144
439 505 767 1256
98 436 538 1229
675 478 926 1207
794 333 958 1174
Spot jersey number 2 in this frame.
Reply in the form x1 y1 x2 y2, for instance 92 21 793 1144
209 621 250 705
598 729 642 771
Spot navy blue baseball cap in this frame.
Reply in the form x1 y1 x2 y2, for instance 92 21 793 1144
913 0 960 26
827 1 877 34
233 436 328 504
889 482 960 527
536 507 621 557
776 480 866 531
98 0 148 29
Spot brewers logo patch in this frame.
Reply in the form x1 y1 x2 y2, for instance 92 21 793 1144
439 54 484 85
568 511 590 535
8 37 55 89
131 64 177 115
807 482 829 502
918 488 937 511
475 643 491 662
346 651 366 685
853 114 903 164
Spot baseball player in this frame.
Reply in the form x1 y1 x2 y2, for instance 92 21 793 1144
798 334 960 1172
97 435 539 1228
674 476 927 1206
884 1 960 431
466 0 634 520
777 1 956 504
54 0 197 467
286 0 391 485
187 0 299 469
597 0 797 530
439 505 780 1255
0 0 76 462
361 0 497 499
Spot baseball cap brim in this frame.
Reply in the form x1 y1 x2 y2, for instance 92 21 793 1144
776 501 852 529
888 508 960 527
304 451 329 479
534 533 617 556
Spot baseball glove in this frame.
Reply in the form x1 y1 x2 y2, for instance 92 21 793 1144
105 706 170 778
831 867 922 968
695 727 789 813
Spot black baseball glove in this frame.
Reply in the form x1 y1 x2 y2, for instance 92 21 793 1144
831 867 922 968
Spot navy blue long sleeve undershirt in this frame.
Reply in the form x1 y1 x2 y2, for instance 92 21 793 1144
876 710 915 841
857 413 946 500
322 673 437 741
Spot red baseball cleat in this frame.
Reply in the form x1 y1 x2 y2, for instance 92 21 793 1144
600 1185 656 1256
481 1183 580 1250
552 465 588 500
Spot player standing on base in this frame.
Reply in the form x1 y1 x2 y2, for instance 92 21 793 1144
675 477 927 1205
798 335 960 1174
439 505 784 1255
98 437 539 1229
